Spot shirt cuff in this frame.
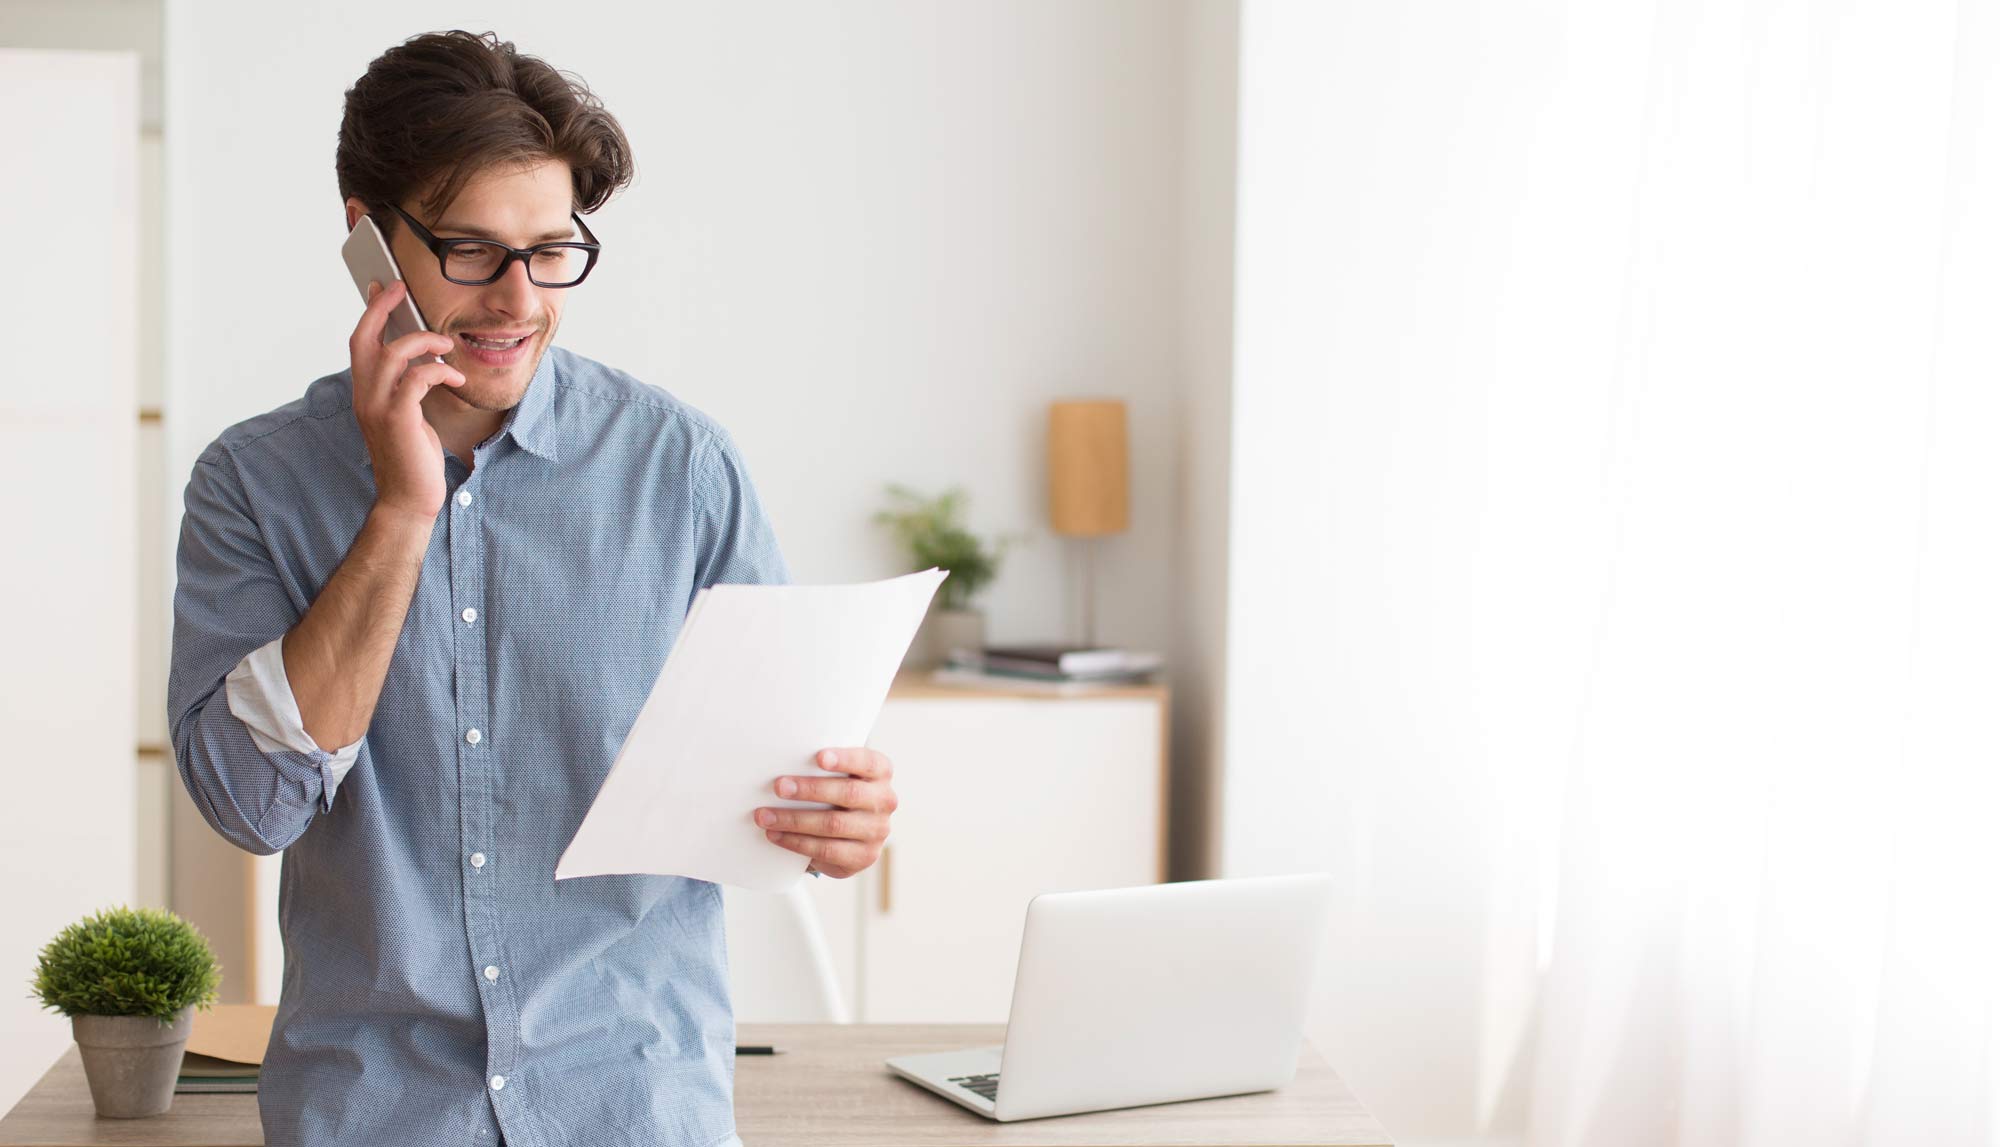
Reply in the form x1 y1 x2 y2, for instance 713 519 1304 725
225 635 366 812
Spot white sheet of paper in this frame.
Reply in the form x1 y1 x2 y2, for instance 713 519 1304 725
555 568 946 892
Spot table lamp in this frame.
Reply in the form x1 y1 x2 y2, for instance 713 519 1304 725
1047 399 1130 649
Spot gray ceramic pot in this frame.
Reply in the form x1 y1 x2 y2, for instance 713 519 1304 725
907 605 986 670
930 608 987 665
71 1006 192 1118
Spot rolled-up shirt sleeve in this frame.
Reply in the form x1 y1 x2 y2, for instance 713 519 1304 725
168 445 355 854
226 635 366 805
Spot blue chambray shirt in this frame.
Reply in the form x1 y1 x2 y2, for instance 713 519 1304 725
168 344 790 1147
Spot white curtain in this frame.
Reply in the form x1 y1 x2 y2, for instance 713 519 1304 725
1521 0 2000 1142
1229 2 2000 1143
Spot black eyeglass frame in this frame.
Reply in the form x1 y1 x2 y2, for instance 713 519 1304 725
383 202 602 287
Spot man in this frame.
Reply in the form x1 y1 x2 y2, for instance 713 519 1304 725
167 30 895 1147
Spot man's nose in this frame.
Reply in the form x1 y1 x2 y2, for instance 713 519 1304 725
482 255 540 316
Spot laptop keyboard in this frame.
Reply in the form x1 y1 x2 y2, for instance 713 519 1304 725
947 1072 1000 1102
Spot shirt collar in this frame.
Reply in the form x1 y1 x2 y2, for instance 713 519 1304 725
357 346 561 466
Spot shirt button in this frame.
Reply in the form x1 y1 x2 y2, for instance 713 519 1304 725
457 489 473 507
466 728 482 745
469 852 486 869
462 607 478 624
484 965 500 982
489 1074 506 1091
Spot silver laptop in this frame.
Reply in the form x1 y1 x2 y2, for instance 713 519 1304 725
885 872 1333 1122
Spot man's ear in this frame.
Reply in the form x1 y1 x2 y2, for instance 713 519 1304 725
343 197 367 231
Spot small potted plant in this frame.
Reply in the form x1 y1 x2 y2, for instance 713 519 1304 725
874 483 1019 669
30 905 221 1118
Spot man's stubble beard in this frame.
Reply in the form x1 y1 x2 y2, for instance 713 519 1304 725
445 346 545 413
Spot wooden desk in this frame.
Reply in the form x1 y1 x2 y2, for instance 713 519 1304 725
0 1024 1392 1146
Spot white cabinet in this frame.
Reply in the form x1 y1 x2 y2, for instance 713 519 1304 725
803 675 1168 1023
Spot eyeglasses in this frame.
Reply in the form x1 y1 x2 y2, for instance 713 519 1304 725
384 202 602 288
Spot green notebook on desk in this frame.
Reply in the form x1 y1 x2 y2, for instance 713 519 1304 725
176 1050 258 1094
174 1004 273 1095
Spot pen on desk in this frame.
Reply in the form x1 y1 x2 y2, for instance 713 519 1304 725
734 1045 781 1055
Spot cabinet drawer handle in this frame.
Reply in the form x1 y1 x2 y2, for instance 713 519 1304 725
878 844 892 914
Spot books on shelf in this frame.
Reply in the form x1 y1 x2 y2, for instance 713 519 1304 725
931 645 1163 692
979 644 1163 678
929 666 1144 695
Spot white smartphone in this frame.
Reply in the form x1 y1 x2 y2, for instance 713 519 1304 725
340 215 444 363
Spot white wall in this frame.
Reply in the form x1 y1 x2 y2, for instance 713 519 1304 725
1225 2 1545 1142
0 47 139 1114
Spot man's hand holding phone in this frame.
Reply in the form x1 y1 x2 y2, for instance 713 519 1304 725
350 278 464 523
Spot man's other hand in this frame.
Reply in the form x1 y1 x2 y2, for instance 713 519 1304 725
754 747 897 879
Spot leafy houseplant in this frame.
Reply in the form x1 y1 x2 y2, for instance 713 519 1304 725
31 905 221 1118
874 484 1016 668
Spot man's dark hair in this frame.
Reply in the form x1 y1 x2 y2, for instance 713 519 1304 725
336 30 634 235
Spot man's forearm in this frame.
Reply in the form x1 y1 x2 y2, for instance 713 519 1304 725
283 505 436 750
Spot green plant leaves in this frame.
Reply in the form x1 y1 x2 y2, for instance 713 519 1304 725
872 483 1015 611
29 905 221 1021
